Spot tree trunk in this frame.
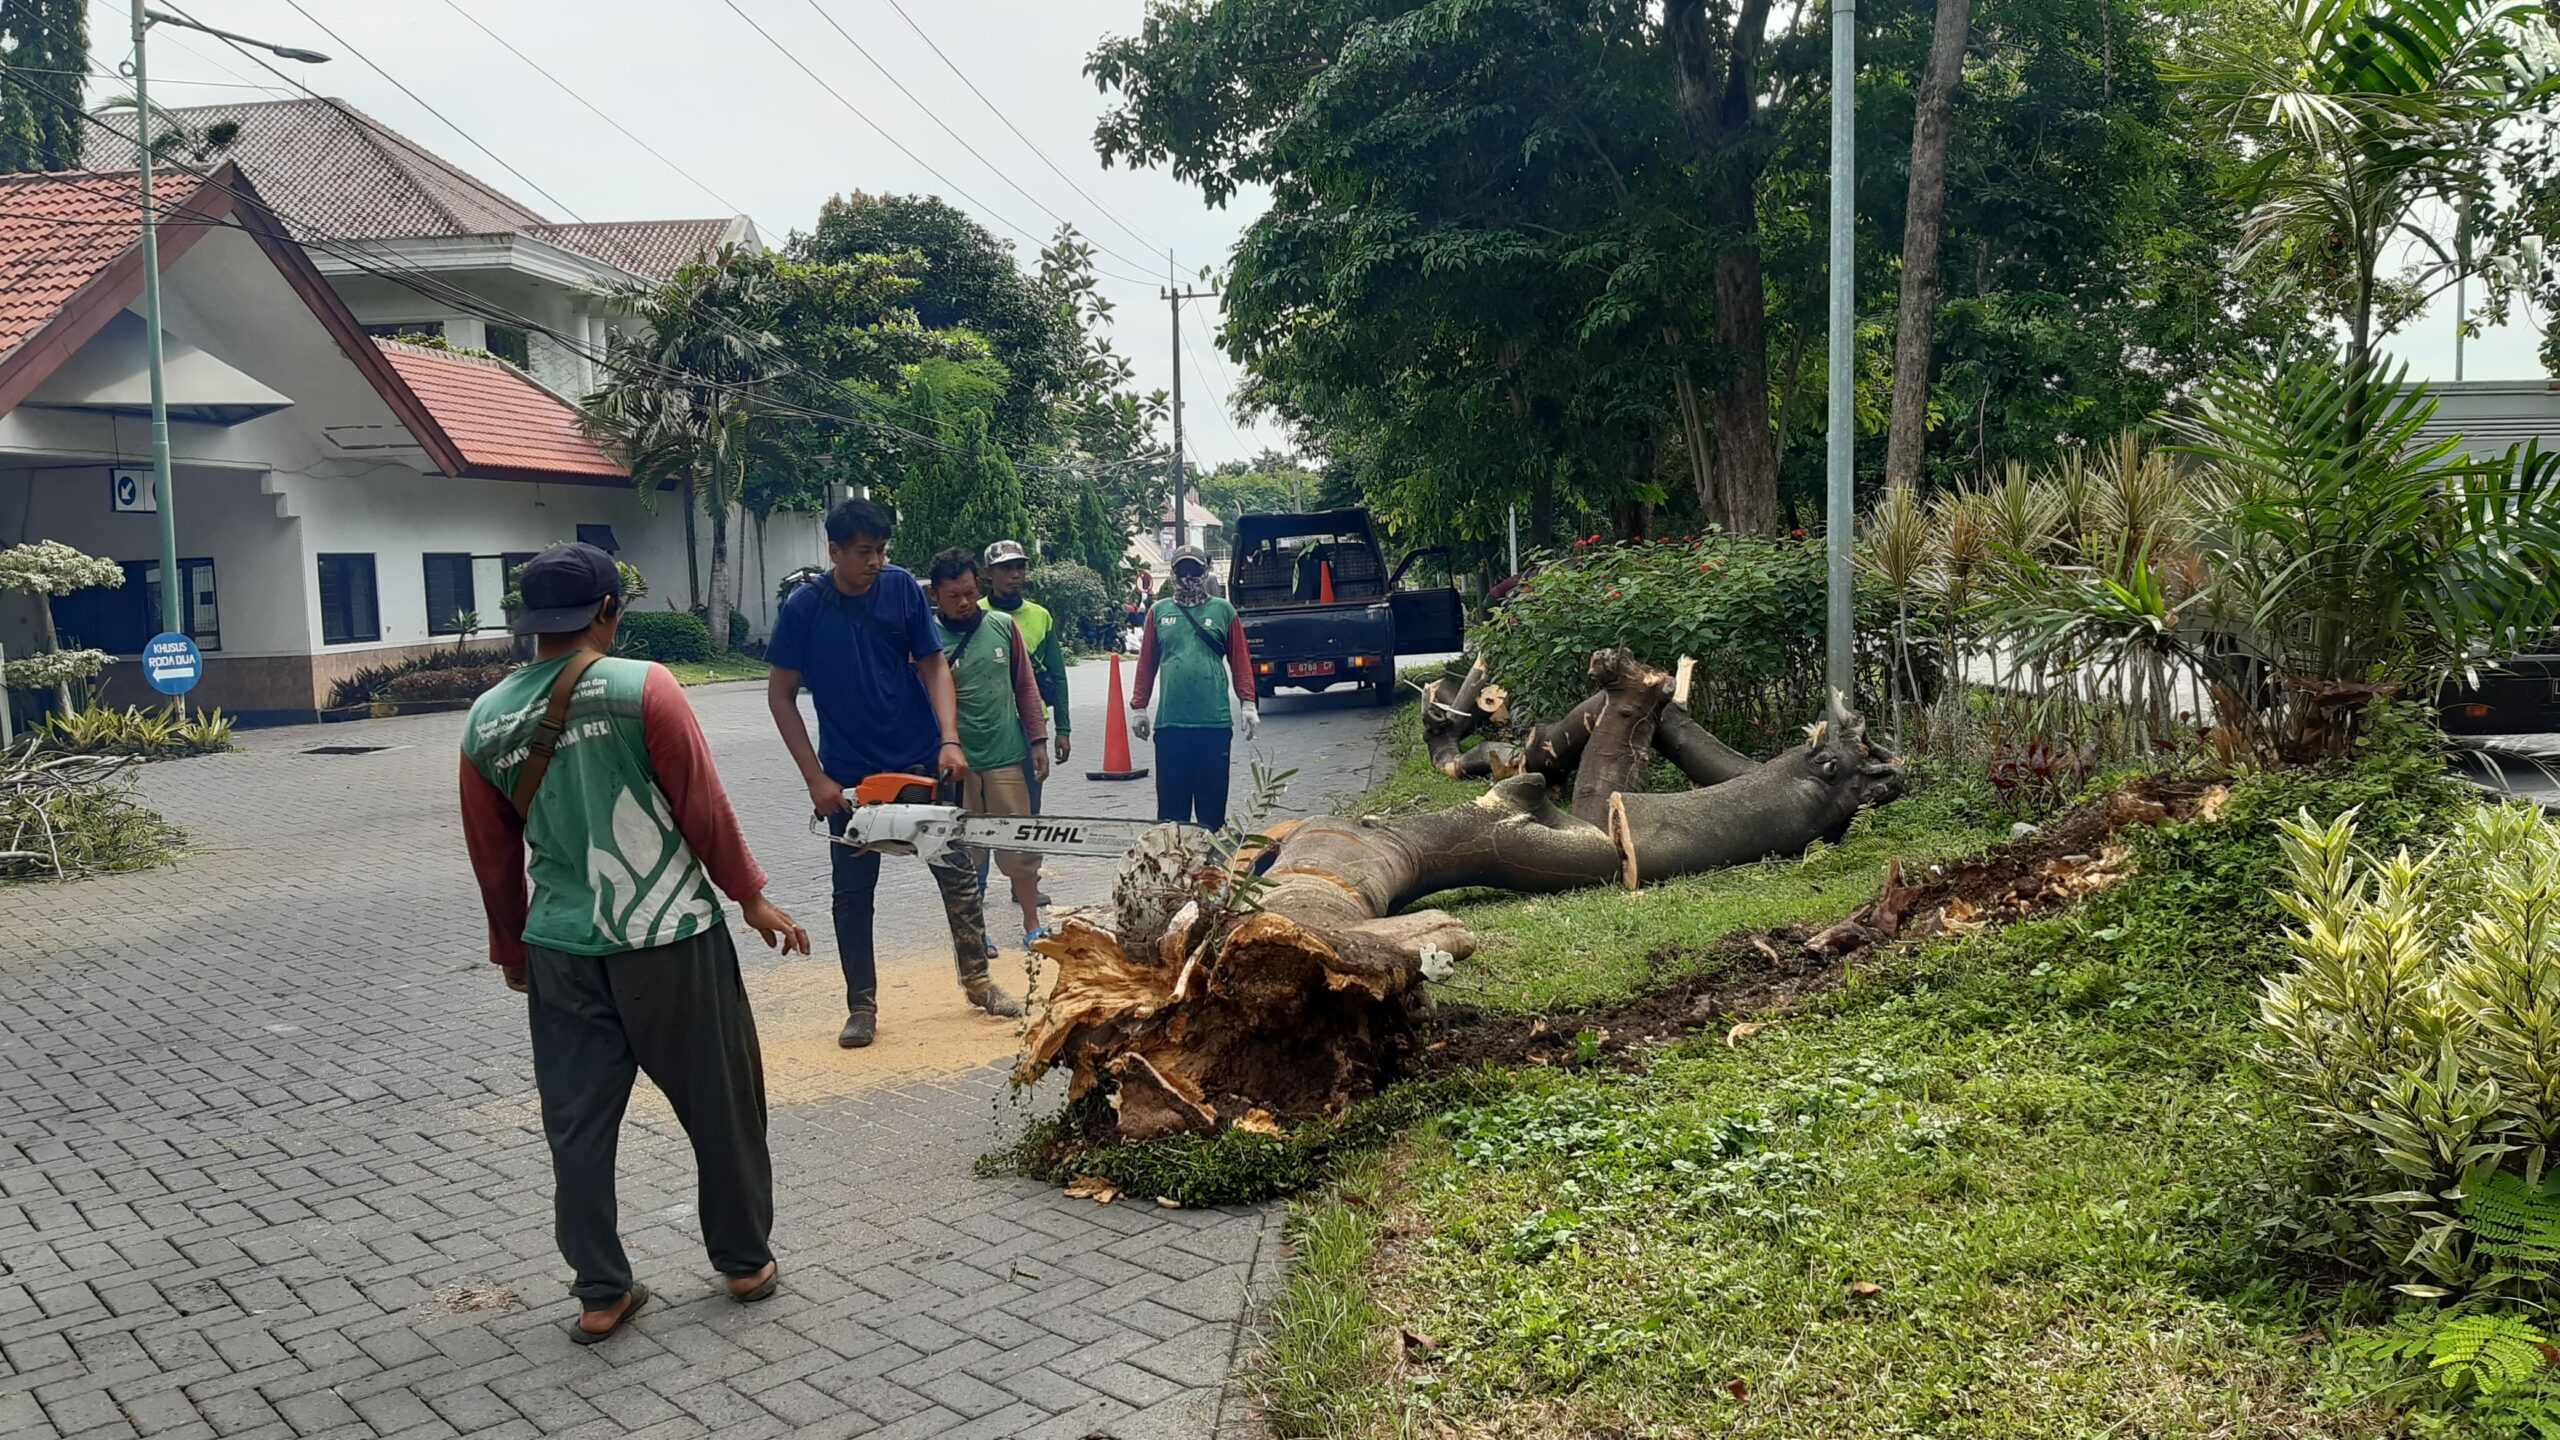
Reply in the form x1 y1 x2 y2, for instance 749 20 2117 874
1883 0 1972 490
36 594 71 716
1568 649 1672 821
681 473 703 610
707 504 733 654
1421 659 1519 779
1667 0 1783 536
1020 668 1904 1141
1652 703 1759 786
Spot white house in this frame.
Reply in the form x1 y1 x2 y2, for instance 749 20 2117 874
0 164 720 724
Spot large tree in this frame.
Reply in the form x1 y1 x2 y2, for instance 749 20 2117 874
1 0 85 172
584 248 977 648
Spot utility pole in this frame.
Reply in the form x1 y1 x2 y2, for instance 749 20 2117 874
1163 253 1216 550
128 4 326 637
1823 0 1858 702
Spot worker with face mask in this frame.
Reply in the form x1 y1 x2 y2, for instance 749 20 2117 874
1129 546 1258 829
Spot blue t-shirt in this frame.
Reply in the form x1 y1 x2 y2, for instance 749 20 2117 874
768 566 944 784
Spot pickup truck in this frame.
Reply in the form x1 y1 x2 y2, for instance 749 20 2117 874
1226 508 1465 703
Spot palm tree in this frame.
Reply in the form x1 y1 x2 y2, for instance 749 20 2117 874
2184 0 2554 383
583 253 786 653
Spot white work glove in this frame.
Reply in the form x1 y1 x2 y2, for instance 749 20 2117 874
1133 713 1154 743
1239 704 1260 742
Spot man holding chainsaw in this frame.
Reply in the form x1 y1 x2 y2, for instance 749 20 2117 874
1131 544 1258 829
459 542 807 1343
926 548 1051 951
767 499 1023 1051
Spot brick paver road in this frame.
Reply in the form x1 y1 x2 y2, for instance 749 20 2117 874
1 663 1424 1440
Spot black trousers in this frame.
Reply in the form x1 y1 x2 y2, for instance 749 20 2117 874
1154 725 1232 830
827 810 990 1014
525 924 773 1305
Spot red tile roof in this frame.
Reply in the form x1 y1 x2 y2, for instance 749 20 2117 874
0 171 148 362
375 340 625 482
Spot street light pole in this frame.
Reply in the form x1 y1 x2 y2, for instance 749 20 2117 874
126 5 327 637
1823 0 1858 702
130 0 178 637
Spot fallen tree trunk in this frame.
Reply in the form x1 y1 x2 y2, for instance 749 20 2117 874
1021 653 1905 1142
1420 659 1520 780
1653 703 1759 787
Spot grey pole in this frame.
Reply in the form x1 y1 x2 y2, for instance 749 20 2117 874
1824 0 1858 701
1167 253 1186 552
132 0 179 640
1507 504 1519 576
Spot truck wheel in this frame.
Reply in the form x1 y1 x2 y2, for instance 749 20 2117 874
1368 672 1394 706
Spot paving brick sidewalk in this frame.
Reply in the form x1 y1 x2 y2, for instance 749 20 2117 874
1 676 1413 1439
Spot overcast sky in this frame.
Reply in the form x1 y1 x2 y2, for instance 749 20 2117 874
84 2 2550 475
85 0 1287 468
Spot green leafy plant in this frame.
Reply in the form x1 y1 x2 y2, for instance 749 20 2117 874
39 704 232 759
1476 532 1900 754
2340 1306 2560 1437
2256 801 2560 1283
613 611 714 665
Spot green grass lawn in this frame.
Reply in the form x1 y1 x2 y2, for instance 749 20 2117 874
662 652 767 685
1254 721 2472 1438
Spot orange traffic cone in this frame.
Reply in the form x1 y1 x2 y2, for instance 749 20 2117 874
1318 560 1336 604
1086 651 1150 782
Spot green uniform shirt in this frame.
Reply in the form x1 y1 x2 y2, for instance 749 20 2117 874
934 609 1029 770
988 595 1071 736
462 654 721 956
1150 596 1240 730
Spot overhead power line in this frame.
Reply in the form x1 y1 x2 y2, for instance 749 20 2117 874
709 0 1162 292
794 0 1162 278
430 0 756 227
1 60 1172 479
870 0 1166 258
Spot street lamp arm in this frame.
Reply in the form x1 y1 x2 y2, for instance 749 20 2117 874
143 8 330 64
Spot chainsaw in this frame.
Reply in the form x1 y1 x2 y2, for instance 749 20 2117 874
812 772 1201 860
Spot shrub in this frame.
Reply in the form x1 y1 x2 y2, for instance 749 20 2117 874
3 647 112 693
379 663 517 703
1025 561 1107 649
1473 532 1899 753
328 647 515 708
40 703 233 759
615 611 712 664
2256 800 2560 1287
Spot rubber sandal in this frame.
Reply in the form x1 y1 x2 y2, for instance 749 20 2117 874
569 1284 648 1345
727 1263 779 1303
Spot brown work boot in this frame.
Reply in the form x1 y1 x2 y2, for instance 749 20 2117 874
965 979 1024 1019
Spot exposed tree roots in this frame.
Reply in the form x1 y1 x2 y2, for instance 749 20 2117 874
1018 648 1906 1142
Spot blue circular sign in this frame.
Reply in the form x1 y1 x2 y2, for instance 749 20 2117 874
142 632 202 696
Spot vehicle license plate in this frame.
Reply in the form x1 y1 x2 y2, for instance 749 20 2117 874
1288 660 1336 678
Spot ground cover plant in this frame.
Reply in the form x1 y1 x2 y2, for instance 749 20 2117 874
39 703 233 759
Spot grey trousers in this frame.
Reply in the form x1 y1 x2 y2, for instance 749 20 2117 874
525 924 774 1306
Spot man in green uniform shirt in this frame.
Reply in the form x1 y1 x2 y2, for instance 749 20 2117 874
1131 545 1258 828
926 548 1052 948
977 540 1068 917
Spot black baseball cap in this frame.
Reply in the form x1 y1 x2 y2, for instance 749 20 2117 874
512 542 624 635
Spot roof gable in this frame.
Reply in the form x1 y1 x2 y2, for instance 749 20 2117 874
0 165 624 485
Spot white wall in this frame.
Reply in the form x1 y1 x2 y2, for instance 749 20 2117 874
0 461 309 662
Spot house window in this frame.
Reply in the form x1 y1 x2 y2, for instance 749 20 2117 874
423 553 477 636
47 558 218 656
484 324 531 369
362 321 444 342
318 554 380 645
576 523 619 553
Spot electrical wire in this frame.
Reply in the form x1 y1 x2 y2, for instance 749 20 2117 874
709 0 1163 292
1177 297 1250 459
428 0 757 226
870 0 1166 257
1 66 1171 477
792 0 1163 279
130 21 1057 458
